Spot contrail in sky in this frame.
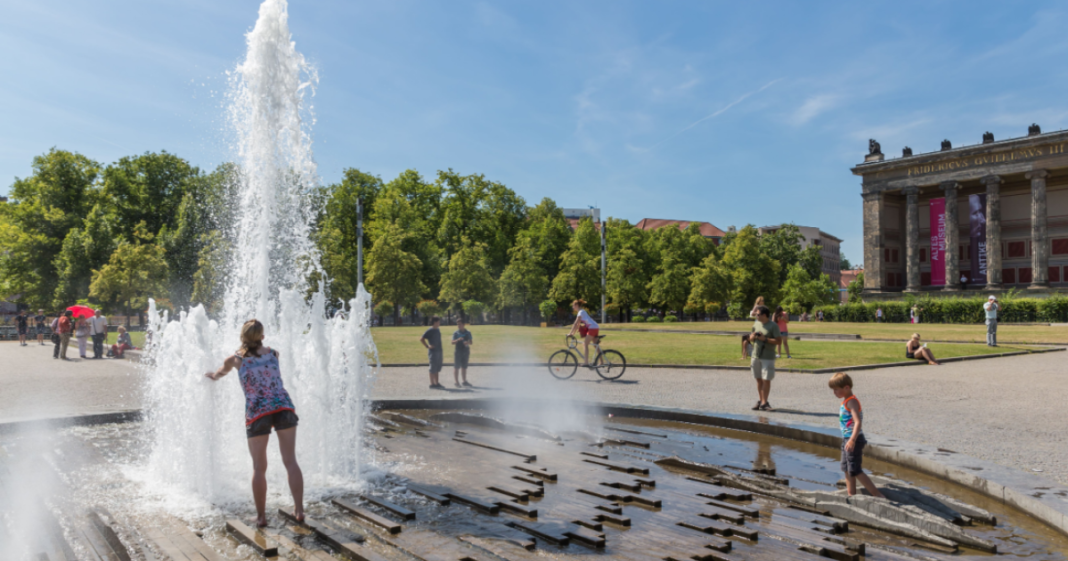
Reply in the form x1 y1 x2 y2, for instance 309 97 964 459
647 78 781 150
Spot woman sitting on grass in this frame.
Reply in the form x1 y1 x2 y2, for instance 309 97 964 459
905 333 939 365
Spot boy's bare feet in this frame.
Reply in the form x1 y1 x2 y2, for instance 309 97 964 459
292 511 305 523
256 515 268 528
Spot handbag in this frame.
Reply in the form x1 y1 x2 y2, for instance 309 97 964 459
51 333 60 344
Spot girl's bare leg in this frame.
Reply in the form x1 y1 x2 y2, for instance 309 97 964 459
783 337 791 358
583 335 594 366
276 427 304 521
247 434 271 527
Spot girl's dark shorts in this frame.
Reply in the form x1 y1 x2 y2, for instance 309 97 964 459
247 410 299 439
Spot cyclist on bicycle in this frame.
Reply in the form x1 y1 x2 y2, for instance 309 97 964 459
567 299 599 367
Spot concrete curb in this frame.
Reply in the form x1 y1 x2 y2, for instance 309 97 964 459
378 346 1064 374
370 398 1068 537
0 410 142 435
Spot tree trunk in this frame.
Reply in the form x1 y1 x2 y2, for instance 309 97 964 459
393 303 401 327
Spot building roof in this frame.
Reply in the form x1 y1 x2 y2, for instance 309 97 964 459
635 218 726 238
759 224 842 243
839 268 862 289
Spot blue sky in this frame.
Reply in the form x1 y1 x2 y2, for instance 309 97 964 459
4 1 1068 263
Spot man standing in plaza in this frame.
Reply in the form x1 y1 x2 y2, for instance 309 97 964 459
984 295 999 347
15 310 28 346
875 307 883 323
748 305 781 411
89 309 109 359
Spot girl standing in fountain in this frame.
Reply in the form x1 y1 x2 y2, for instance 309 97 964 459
205 319 304 527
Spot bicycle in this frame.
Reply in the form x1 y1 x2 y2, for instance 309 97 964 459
547 335 627 381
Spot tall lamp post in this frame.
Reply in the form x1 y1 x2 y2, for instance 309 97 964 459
356 197 364 287
600 214 607 325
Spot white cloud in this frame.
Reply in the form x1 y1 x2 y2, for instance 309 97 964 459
790 94 839 125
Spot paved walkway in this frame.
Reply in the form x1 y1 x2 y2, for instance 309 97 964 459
0 341 142 422
3 340 1066 485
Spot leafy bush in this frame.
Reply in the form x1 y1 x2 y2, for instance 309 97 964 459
812 293 1068 323
416 299 441 318
539 300 558 322
683 303 702 316
664 314 679 323
604 302 621 316
631 315 646 323
373 301 393 320
646 316 663 323
462 300 486 324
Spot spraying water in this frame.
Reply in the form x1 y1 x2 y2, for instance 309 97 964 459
141 0 377 508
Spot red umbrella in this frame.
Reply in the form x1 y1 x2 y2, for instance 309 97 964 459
66 305 95 319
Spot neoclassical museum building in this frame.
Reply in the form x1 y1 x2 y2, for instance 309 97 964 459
853 125 1068 297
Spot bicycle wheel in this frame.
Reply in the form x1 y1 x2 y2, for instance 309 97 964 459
594 349 627 380
548 350 578 380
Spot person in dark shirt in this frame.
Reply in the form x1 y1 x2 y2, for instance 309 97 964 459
15 310 29 346
34 309 47 345
420 316 444 389
451 319 473 388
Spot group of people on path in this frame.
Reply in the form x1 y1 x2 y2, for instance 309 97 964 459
12 308 135 360
420 316 475 389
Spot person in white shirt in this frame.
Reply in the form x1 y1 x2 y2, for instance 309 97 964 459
568 299 600 367
89 310 109 359
983 296 1000 347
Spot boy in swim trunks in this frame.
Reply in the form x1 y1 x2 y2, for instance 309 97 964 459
828 372 885 498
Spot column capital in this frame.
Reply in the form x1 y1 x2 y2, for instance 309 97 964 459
981 174 1003 186
939 181 960 193
1026 169 1050 180
861 191 883 202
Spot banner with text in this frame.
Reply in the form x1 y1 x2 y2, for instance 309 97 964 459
969 193 987 285
930 197 946 286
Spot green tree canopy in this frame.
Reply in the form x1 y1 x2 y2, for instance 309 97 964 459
366 223 427 326
314 168 385 302
689 251 732 309
0 149 101 308
497 236 549 317
780 264 838 314
89 223 170 323
549 217 601 307
606 219 649 318
722 226 781 317
439 239 497 318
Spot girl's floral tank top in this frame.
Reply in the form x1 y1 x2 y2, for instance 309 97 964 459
237 348 295 425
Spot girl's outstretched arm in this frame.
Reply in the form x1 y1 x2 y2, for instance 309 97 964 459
206 355 242 381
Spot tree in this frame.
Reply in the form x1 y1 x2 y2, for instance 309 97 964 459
100 151 202 241
436 170 526 275
759 224 806 288
847 272 865 303
191 231 229 315
496 237 549 324
89 223 170 326
0 149 101 308
370 170 443 299
365 224 426 326
314 168 384 302
780 264 838 314
840 251 853 270
520 198 573 280
462 300 486 324
51 204 119 308
539 300 558 323
439 240 497 320
549 217 601 306
721 226 781 318
689 252 732 311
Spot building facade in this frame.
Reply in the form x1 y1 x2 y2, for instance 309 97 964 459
758 224 843 285
853 127 1068 295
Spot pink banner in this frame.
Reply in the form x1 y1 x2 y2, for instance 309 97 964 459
930 197 945 286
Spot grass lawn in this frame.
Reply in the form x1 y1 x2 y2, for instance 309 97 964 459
370 325 1026 370
608 320 1068 345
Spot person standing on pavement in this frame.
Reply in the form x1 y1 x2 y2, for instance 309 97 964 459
451 318 473 388
34 309 47 345
984 295 1000 347
748 305 781 411
89 310 109 359
875 307 883 323
74 315 90 358
57 310 73 360
420 317 444 389
15 310 28 346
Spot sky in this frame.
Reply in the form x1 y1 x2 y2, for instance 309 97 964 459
4 1 1068 264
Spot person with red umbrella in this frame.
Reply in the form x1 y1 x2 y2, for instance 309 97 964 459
56 310 74 360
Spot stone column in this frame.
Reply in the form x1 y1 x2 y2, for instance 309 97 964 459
1027 169 1050 288
862 191 884 292
941 182 960 291
903 187 921 292
982 175 1003 289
